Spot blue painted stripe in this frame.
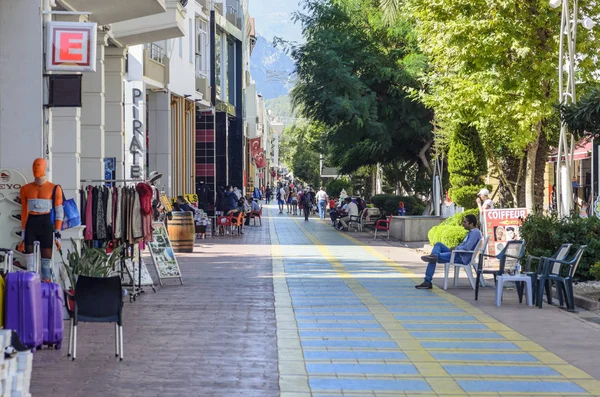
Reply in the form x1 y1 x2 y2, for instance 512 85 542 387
304 351 407 360
309 378 431 392
390 308 464 313
296 315 375 321
458 380 585 393
294 308 369 313
422 341 518 350
299 331 389 338
444 365 560 376
302 340 398 348
306 363 418 375
395 315 477 321
432 352 538 362
411 331 504 339
298 323 382 329
403 323 488 330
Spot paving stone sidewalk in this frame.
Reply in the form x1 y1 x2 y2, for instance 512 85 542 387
30 217 278 397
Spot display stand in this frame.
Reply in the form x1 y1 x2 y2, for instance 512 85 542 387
0 169 28 268
148 222 183 285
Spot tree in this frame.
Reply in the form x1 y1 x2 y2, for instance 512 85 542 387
279 123 323 188
403 0 600 210
287 0 433 177
448 125 487 209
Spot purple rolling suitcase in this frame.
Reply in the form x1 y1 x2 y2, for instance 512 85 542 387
42 282 64 349
5 242 43 351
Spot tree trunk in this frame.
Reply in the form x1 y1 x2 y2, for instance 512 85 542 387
525 122 542 211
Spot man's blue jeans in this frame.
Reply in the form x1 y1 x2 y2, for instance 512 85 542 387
318 200 327 218
424 242 462 283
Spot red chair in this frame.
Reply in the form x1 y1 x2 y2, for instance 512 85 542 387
216 213 234 236
250 206 263 226
374 215 393 240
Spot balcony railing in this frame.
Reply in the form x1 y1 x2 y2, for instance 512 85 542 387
145 43 166 65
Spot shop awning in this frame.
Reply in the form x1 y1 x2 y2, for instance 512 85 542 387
547 136 593 162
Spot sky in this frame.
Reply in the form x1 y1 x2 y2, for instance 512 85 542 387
248 0 304 43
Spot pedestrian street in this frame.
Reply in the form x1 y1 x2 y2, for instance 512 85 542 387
269 207 600 396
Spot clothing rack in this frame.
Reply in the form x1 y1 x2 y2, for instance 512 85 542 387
79 178 156 301
80 179 146 183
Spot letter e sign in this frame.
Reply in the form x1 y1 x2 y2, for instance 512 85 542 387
46 21 97 72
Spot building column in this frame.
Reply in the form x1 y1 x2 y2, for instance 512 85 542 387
80 32 108 181
148 91 172 195
104 46 127 180
0 0 44 177
52 108 81 201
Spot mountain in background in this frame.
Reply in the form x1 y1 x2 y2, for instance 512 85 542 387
251 36 295 100
265 94 294 122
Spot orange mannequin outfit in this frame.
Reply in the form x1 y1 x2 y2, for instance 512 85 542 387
20 159 64 250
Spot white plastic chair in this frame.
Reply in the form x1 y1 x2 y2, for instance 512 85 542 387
443 236 490 290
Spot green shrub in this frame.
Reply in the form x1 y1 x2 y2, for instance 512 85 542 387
326 177 352 197
440 208 480 227
448 125 487 209
428 209 479 246
519 213 600 280
371 194 426 216
590 263 600 281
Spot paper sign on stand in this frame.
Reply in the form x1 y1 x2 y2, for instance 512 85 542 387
148 222 183 285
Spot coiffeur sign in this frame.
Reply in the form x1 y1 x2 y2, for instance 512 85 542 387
483 208 528 256
46 21 97 72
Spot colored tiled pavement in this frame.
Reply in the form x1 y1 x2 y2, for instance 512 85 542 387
269 207 600 397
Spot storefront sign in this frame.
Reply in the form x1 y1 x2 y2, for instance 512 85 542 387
125 83 145 180
46 21 97 72
483 208 528 256
594 196 600 219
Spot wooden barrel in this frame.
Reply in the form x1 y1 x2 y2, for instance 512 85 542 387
167 211 195 253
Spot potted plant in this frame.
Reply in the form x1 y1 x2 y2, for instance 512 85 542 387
60 239 124 311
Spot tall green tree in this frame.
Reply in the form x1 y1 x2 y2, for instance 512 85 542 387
287 0 433 176
448 125 488 209
403 0 600 210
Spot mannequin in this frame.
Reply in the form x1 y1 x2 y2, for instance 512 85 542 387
19 158 63 281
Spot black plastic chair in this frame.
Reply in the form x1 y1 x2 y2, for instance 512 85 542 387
475 240 526 301
537 245 586 312
69 276 124 361
523 244 572 306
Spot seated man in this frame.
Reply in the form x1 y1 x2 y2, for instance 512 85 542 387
415 214 481 289
338 197 358 230
331 198 348 226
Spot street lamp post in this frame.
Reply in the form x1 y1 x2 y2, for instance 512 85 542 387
552 0 578 218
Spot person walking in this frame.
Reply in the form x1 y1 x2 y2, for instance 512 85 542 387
316 187 328 219
290 189 299 215
277 184 286 214
415 214 481 289
301 188 312 221
265 185 272 205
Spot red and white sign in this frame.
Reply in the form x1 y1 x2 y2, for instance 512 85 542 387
483 208 528 256
46 21 97 72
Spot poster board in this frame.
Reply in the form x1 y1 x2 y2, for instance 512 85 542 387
148 222 183 285
483 208 528 257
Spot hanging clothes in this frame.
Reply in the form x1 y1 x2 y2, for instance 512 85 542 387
132 188 143 241
114 187 123 240
95 186 107 240
106 186 113 239
136 183 154 242
85 186 94 241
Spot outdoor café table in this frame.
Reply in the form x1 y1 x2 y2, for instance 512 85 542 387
496 274 533 307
